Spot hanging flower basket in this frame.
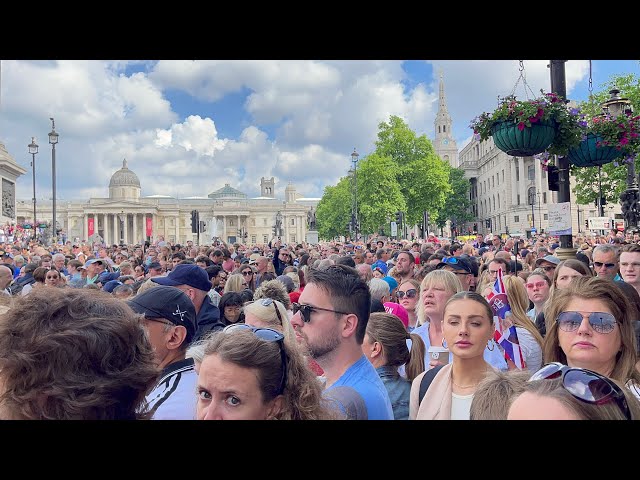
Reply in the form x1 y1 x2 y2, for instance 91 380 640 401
490 119 557 157
566 133 625 168
470 91 582 159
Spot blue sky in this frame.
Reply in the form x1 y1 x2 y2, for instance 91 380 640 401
0 60 638 203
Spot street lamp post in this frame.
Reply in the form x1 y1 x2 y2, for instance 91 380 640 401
528 186 536 234
350 148 360 241
537 191 542 233
549 60 576 259
603 88 638 235
28 137 39 237
48 118 59 244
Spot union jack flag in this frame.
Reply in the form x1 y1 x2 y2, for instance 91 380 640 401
486 269 526 369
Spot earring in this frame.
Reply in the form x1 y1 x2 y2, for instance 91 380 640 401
442 338 448 349
487 339 495 351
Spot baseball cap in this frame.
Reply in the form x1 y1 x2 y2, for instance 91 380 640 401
381 275 398 293
151 263 212 292
535 255 561 267
127 285 197 344
249 253 261 265
102 279 123 293
384 302 409 328
436 256 472 274
84 258 107 268
372 263 388 275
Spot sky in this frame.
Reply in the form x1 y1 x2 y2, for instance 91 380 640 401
0 60 638 204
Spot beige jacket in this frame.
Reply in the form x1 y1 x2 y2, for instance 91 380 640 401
409 364 454 420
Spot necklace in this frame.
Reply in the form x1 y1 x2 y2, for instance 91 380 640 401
452 379 480 389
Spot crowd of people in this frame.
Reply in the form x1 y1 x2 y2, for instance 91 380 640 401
0 227 639 420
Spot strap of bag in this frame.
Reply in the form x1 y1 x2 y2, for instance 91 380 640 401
419 365 444 405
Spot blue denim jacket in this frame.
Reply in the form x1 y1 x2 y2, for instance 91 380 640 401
376 365 411 420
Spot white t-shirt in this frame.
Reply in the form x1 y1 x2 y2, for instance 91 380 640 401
145 359 198 420
450 392 474 420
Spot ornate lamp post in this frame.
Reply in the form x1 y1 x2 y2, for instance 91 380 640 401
48 118 59 244
603 88 637 234
28 137 38 235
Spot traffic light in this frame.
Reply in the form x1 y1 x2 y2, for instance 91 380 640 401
473 223 478 232
272 225 278 236
199 220 206 233
395 211 403 224
547 165 560 191
190 210 198 233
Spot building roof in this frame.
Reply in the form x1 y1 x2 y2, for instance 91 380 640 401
109 159 140 188
208 183 247 199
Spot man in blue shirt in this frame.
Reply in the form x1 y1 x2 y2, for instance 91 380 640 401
291 264 394 420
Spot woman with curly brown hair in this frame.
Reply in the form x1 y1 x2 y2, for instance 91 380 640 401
196 325 337 420
0 288 159 420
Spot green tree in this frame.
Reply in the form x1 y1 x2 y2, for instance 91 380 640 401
355 153 406 235
315 177 352 240
374 115 452 225
435 166 474 231
571 73 640 207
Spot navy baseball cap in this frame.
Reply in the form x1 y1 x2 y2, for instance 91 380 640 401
151 263 211 292
127 285 197 344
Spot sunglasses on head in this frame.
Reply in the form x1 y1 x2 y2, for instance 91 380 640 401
223 323 287 395
396 289 417 299
260 297 284 326
292 302 349 323
441 256 460 265
556 310 617 334
529 362 631 420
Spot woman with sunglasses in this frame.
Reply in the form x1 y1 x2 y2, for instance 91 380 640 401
243 297 296 346
196 325 336 420
543 276 640 400
397 279 421 332
507 363 640 420
238 265 256 292
410 291 498 420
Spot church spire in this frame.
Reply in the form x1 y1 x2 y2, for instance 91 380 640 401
433 70 458 167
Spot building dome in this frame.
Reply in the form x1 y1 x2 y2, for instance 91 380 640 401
109 159 140 188
208 183 247 200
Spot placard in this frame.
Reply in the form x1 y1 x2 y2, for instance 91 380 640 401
548 202 572 235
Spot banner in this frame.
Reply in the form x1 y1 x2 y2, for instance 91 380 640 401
88 217 95 237
146 217 153 237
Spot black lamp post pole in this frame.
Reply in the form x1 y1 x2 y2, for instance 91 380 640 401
549 60 576 257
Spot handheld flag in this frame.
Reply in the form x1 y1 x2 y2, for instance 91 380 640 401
486 269 526 369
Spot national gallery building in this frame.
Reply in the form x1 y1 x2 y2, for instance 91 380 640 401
13 159 318 246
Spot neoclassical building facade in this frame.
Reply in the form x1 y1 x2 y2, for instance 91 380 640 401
15 160 319 245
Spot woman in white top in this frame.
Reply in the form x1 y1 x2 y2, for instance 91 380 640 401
409 291 497 420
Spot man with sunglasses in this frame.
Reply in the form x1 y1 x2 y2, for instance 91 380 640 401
534 254 560 278
128 285 198 420
592 244 622 281
436 256 473 291
291 264 394 420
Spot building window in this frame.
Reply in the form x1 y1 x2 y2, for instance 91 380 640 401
528 165 535 181
170 219 174 226
291 218 295 226
514 215 520 223
251 235 256 244
263 235 268 243
543 192 547 203
544 214 548 220
229 219 234 226
290 234 296 243
515 162 519 181
517 194 520 205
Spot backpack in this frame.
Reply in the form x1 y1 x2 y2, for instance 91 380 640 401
8 277 34 296
418 365 444 406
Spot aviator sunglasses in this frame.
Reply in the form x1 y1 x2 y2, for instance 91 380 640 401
530 362 631 420
556 311 618 334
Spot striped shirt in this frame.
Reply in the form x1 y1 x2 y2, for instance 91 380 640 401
145 358 198 420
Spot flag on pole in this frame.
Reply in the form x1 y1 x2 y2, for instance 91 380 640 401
486 269 526 369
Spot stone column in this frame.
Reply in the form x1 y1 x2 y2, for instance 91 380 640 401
104 213 110 245
83 214 88 242
133 213 138 245
114 214 119 244
222 215 227 242
123 213 129 245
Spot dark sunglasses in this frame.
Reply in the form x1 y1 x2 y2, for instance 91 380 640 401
260 297 284 326
556 311 617 334
593 262 617 269
530 362 631 420
223 324 287 395
396 289 417 299
242 270 254 276
292 302 349 323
